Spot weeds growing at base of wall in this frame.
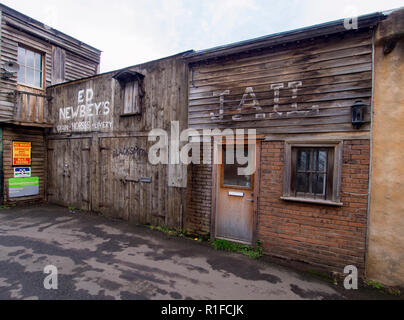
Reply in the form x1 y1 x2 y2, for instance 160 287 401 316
366 280 384 290
365 280 402 297
212 239 263 259
148 225 200 240
148 225 262 259
0 204 16 210
149 225 184 237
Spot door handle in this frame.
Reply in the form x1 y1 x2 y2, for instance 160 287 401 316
246 199 254 202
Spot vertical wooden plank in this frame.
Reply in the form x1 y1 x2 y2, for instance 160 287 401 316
51 46 66 85
124 82 134 114
38 96 44 123
43 95 48 123
133 81 140 114
35 96 39 122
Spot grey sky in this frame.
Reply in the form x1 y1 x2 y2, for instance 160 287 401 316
2 0 403 72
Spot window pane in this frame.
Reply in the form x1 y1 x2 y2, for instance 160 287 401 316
297 150 311 171
18 47 25 66
312 173 326 195
34 70 42 87
26 50 35 68
34 53 42 71
296 173 310 193
223 164 251 188
26 67 34 85
313 150 327 172
17 66 25 83
222 146 252 188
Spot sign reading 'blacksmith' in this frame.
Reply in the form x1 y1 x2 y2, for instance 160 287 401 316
55 84 113 133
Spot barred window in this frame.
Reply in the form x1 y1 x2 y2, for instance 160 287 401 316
283 141 343 206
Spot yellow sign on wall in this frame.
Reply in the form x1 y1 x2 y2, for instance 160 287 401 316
12 141 31 166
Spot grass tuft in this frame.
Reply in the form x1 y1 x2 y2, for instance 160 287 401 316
212 239 262 259
366 280 384 290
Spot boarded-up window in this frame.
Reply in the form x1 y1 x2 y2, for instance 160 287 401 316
123 80 142 115
113 70 144 116
51 46 66 85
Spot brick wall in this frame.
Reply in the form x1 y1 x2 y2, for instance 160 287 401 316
185 144 212 235
258 140 370 275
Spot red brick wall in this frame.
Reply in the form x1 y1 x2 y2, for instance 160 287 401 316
185 144 213 235
258 140 370 275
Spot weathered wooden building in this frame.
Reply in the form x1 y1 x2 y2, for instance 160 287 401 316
0 4 101 204
183 13 385 276
2 3 403 286
46 52 190 228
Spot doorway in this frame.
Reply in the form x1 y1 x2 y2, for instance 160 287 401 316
215 142 257 244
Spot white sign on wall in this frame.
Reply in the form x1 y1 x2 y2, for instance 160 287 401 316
56 88 113 133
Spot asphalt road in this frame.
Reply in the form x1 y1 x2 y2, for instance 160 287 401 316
0 204 394 300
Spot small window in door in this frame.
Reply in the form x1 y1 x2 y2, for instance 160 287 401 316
222 145 252 189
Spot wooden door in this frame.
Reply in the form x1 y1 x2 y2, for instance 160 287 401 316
215 143 256 244
98 137 158 225
47 138 91 211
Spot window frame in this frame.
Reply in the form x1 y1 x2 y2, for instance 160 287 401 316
282 140 343 206
17 45 45 89
113 70 145 117
220 144 254 191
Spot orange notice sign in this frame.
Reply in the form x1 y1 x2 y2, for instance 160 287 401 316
12 142 31 166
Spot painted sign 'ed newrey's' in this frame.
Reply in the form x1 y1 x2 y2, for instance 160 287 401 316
53 79 114 133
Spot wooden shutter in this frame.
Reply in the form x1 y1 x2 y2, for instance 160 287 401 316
51 46 66 85
123 81 142 115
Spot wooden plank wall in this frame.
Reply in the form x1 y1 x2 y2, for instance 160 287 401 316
65 50 99 81
48 54 189 135
0 8 100 122
47 138 91 211
2 126 46 203
98 137 183 228
188 30 373 134
0 15 49 120
46 54 189 229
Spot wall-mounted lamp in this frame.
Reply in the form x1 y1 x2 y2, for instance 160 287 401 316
351 100 366 129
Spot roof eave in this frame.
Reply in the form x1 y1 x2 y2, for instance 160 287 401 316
183 12 385 63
